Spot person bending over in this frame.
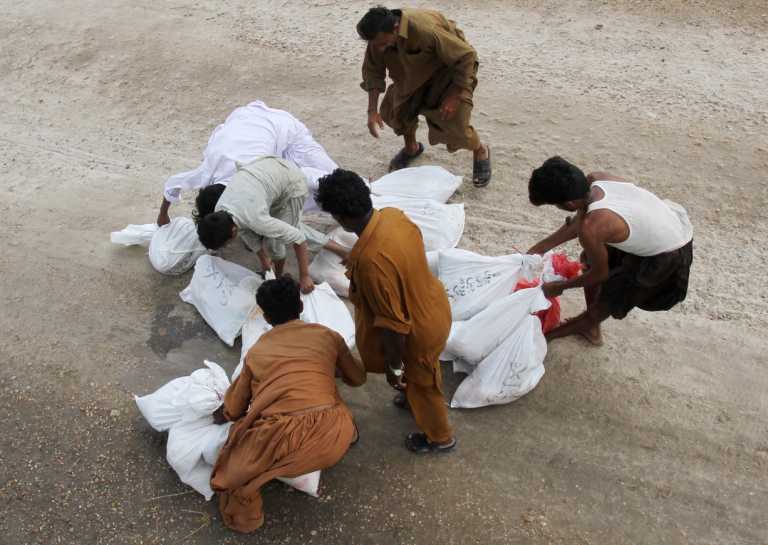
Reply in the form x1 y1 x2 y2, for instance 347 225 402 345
211 275 366 532
527 156 694 345
196 156 348 293
357 6 491 187
315 168 456 454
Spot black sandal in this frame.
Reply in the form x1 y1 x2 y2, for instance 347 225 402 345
472 145 492 187
405 432 456 454
392 391 411 411
388 142 424 172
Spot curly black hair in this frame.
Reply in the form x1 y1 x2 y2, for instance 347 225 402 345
196 211 235 250
192 183 226 224
315 168 372 218
529 156 589 206
357 6 398 41
256 275 301 325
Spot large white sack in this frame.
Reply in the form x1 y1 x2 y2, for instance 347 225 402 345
449 289 549 409
110 223 158 246
450 316 547 409
180 255 262 346
233 282 356 380
149 217 207 275
369 165 462 203
371 195 465 251
309 227 357 297
438 249 542 321
134 377 190 432
136 360 321 499
445 287 551 364
167 416 232 501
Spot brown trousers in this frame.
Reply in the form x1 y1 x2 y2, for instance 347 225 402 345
405 360 453 444
380 64 481 152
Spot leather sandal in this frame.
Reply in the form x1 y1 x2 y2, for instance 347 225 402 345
388 142 424 172
405 432 457 454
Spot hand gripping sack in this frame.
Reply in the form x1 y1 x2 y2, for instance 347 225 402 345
371 195 465 251
309 227 358 297
369 165 462 203
149 217 207 275
110 223 158 246
449 288 550 409
180 255 262 346
438 249 542 321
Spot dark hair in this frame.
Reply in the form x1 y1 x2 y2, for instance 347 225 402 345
256 275 301 325
196 211 235 250
357 6 398 41
528 156 590 206
315 169 373 218
193 184 226 224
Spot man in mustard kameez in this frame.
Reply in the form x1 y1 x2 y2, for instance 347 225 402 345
315 169 456 454
357 6 491 187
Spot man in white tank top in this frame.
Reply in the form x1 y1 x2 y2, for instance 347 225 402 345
527 156 693 346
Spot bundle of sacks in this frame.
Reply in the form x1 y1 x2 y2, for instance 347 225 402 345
111 165 464 280
432 249 581 409
135 264 356 499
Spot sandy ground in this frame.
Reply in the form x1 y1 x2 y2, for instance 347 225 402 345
1 1 767 544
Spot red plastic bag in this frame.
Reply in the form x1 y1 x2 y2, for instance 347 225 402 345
513 253 580 333
513 279 561 334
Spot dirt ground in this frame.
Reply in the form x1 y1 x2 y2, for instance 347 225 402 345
1 1 767 544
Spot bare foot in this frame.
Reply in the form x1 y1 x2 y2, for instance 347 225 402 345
577 326 604 347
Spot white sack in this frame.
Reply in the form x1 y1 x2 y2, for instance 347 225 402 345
426 251 440 276
445 287 551 364
149 217 207 275
371 195 465 251
180 255 261 346
134 377 190 432
309 227 357 297
438 249 542 321
110 223 158 246
136 360 321 499
369 165 462 203
449 288 550 409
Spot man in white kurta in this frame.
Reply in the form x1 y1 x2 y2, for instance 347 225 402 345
158 101 337 224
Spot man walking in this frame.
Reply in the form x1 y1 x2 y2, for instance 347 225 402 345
357 6 491 187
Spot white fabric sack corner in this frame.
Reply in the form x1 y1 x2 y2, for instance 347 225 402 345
309 227 357 298
180 255 262 346
370 165 462 203
111 223 158 246
149 217 207 275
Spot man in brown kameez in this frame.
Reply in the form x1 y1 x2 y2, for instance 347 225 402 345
315 169 456 454
357 6 491 187
211 276 366 532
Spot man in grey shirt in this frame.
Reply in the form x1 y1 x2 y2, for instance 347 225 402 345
197 156 348 293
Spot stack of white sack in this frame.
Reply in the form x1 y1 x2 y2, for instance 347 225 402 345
135 360 321 500
435 250 566 409
232 281 355 380
309 166 464 297
180 255 266 346
111 217 208 276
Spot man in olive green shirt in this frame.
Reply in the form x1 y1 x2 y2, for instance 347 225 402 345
357 6 491 187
